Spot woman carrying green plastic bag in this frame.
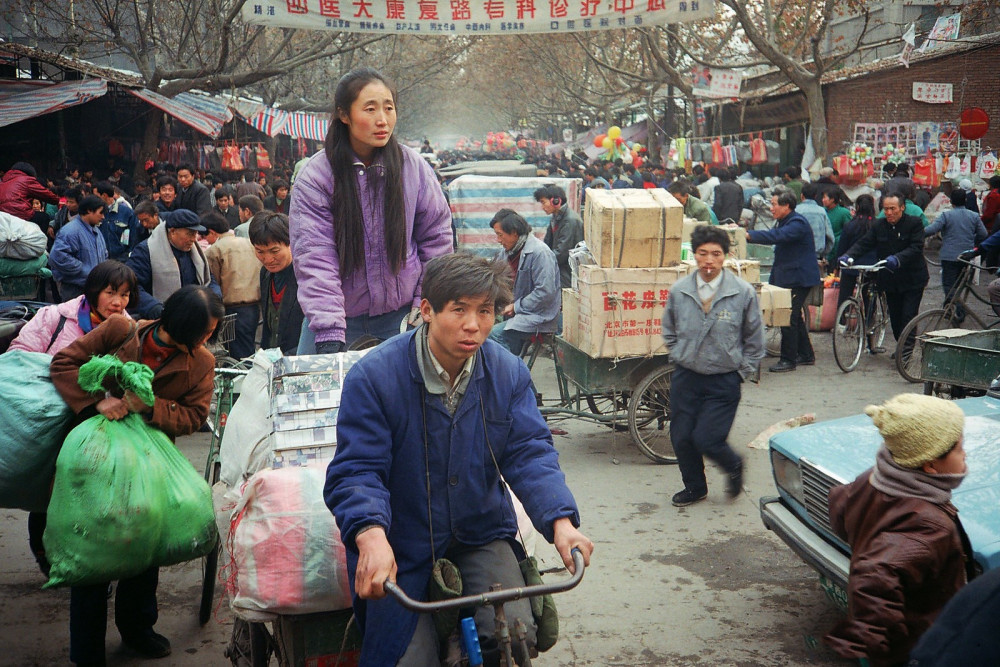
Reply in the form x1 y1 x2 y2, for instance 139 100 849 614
48 285 222 667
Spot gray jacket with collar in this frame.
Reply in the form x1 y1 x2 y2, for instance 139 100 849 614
661 270 764 378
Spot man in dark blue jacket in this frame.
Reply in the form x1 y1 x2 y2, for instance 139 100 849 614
325 253 593 666
746 191 821 372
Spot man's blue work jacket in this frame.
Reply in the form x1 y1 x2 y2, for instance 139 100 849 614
325 330 581 665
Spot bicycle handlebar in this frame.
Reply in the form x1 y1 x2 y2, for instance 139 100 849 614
384 548 586 613
840 260 888 271
956 257 999 271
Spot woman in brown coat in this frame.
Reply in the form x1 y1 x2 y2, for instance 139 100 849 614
825 394 976 667
50 285 222 667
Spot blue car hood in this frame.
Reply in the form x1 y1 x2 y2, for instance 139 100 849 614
770 396 1000 569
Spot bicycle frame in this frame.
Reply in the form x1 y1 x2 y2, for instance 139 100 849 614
939 259 1000 329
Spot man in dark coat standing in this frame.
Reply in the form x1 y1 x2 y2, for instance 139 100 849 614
842 193 928 356
746 191 821 372
175 164 212 215
712 168 744 224
534 184 583 289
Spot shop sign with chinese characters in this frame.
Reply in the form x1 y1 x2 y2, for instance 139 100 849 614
912 82 953 104
242 0 714 34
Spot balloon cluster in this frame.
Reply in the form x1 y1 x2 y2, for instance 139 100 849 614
593 126 644 165
848 143 873 166
485 131 516 152
881 144 907 166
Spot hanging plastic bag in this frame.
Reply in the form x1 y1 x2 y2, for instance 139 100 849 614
749 135 767 165
710 138 723 164
765 140 781 165
256 144 272 170
944 155 961 180
913 155 940 188
43 355 216 588
0 350 75 512
959 154 972 177
978 151 997 179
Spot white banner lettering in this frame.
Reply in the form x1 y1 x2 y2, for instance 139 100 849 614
242 0 714 34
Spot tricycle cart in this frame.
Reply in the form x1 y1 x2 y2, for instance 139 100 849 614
529 335 674 464
919 329 1000 399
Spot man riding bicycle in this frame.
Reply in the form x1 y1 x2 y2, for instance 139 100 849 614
324 252 594 666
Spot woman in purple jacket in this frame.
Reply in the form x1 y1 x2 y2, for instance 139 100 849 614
290 67 453 354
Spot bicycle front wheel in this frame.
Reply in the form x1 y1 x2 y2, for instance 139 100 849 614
868 292 888 351
895 309 950 383
832 299 864 372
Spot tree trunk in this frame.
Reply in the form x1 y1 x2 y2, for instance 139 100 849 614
133 107 163 185
802 80 829 166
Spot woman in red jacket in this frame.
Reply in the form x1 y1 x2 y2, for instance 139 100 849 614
0 161 59 221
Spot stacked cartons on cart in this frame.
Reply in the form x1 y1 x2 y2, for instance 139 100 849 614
563 189 687 357
562 190 790 357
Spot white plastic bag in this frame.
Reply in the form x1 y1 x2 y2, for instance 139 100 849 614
568 241 596 291
220 348 276 487
0 211 46 260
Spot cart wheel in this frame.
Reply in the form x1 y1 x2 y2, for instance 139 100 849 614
226 619 275 667
200 456 222 626
585 393 630 431
627 365 676 464
200 538 220 625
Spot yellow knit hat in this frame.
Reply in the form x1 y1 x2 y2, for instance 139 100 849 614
865 394 964 468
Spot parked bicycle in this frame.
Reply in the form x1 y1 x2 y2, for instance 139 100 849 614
832 260 889 372
896 257 1000 383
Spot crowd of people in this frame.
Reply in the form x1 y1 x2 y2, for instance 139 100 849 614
2 62 1000 665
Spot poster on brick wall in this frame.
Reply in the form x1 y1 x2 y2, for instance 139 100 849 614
913 82 954 104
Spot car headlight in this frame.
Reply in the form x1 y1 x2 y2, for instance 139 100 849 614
771 449 804 505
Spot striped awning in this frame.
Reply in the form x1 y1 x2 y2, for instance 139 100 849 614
282 112 329 142
0 78 108 128
128 87 228 138
246 107 329 141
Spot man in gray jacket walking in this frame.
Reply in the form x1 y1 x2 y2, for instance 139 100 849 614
662 225 764 507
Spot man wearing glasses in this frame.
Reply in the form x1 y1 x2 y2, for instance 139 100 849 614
662 225 763 507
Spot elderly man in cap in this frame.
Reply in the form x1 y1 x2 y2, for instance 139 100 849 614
126 208 221 319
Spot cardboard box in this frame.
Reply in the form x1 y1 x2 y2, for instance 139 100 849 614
719 224 748 259
681 217 708 243
572 264 693 358
584 188 683 268
561 288 580 348
682 258 761 284
757 283 792 327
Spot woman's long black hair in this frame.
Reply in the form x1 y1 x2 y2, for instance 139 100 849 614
324 67 407 278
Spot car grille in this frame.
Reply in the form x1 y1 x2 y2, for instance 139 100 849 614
800 457 840 533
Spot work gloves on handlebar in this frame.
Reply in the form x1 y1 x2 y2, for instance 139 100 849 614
959 248 980 262
315 340 346 355
885 255 900 271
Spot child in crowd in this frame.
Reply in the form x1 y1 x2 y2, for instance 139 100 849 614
825 393 976 667
248 211 302 355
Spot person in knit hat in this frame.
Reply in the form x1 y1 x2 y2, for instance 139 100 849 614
824 393 976 667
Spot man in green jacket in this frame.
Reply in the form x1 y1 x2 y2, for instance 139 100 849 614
668 182 712 224
822 190 852 265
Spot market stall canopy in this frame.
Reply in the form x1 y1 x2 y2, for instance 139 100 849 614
241 0 713 35
439 160 538 178
128 88 230 139
0 78 107 128
246 108 330 141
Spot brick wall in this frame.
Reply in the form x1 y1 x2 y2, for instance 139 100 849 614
826 44 1000 155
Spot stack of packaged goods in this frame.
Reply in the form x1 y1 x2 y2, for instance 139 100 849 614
221 351 371 621
563 188 686 358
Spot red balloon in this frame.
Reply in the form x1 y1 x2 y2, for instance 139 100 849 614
594 134 607 148
615 137 624 146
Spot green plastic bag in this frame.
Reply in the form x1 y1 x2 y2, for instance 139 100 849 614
43 355 216 588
